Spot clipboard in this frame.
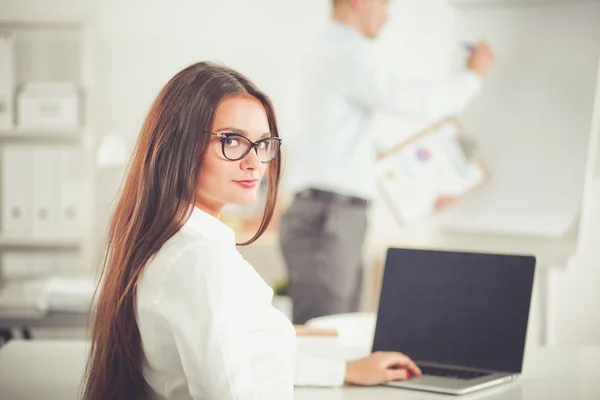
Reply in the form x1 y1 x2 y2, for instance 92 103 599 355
375 118 489 225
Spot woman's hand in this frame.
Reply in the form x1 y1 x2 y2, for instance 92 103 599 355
344 351 422 386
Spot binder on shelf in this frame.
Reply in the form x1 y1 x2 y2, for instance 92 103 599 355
31 146 60 237
375 118 489 225
1 145 34 236
0 31 14 130
57 148 83 237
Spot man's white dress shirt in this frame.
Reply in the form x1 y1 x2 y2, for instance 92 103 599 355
287 20 483 199
136 207 345 399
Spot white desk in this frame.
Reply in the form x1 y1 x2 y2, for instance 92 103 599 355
296 380 599 400
1 340 599 399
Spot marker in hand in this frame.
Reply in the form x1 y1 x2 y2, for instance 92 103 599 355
464 41 495 78
462 42 475 52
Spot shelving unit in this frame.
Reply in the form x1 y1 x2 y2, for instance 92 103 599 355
0 19 96 281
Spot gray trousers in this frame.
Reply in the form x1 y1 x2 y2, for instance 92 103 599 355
279 191 368 324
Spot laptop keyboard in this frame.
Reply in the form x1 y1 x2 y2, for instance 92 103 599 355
419 365 490 380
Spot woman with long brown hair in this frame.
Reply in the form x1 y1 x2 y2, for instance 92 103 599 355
84 61 420 400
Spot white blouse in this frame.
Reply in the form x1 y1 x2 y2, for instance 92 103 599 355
136 207 344 400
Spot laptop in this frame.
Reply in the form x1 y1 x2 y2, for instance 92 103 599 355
373 248 536 395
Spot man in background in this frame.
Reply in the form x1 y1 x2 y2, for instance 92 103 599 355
280 0 495 324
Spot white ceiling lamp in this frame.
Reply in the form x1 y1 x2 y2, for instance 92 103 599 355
96 133 128 169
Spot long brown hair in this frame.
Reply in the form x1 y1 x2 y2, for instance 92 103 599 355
83 62 282 400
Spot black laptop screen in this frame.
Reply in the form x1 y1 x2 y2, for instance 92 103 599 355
372 248 535 373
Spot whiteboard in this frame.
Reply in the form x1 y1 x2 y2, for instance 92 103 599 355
434 0 600 238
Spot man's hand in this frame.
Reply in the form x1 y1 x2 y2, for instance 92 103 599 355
434 195 458 211
467 41 495 78
344 351 422 386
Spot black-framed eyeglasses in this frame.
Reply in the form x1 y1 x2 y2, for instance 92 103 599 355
207 132 282 163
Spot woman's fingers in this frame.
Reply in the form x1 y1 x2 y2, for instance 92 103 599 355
385 367 410 382
377 351 422 376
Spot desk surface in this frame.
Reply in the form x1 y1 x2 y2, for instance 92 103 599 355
295 379 599 400
1 340 599 400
